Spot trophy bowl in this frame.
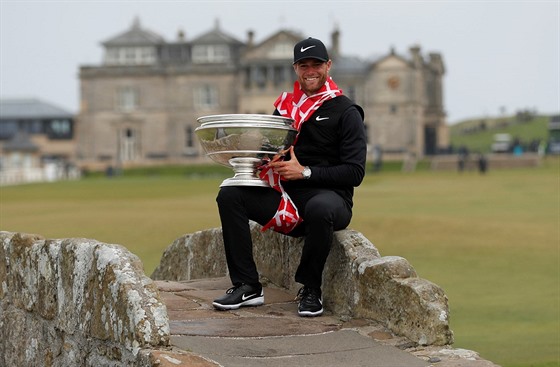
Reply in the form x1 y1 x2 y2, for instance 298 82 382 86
195 114 297 187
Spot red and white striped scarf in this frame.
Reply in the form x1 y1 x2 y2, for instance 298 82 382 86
259 77 342 234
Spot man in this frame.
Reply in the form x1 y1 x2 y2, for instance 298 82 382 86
213 37 367 317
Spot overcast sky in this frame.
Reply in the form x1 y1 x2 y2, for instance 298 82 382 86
1 0 558 123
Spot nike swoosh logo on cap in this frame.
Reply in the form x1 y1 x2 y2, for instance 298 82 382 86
316 116 329 121
301 45 316 52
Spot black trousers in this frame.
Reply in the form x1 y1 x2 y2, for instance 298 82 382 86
216 186 352 289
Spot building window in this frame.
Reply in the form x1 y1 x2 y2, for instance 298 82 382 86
0 120 17 139
195 85 218 110
48 119 72 139
125 48 136 63
273 66 287 87
117 87 139 112
140 47 156 64
105 46 156 65
192 45 230 63
269 42 292 59
254 66 267 89
185 126 194 147
19 120 43 134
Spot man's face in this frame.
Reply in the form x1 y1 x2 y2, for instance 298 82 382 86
293 58 332 96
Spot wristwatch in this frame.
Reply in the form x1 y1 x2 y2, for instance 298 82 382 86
302 166 312 179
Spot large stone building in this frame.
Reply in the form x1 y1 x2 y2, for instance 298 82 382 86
77 18 448 168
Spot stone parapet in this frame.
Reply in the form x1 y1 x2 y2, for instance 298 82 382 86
152 222 454 346
0 231 169 366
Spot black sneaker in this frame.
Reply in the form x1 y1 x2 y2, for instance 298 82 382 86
296 286 323 317
212 284 264 310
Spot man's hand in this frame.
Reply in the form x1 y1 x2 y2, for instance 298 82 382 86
269 146 305 180
270 148 289 163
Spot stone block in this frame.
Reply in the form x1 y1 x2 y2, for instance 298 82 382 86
151 228 227 281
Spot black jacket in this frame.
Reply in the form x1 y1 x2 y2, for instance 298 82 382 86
275 95 367 208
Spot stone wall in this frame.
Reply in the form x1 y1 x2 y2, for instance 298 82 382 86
0 231 169 367
152 222 454 346
430 153 541 170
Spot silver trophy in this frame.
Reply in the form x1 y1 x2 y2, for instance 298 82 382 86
195 114 297 187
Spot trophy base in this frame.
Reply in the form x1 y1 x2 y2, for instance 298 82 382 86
219 157 270 188
220 177 270 188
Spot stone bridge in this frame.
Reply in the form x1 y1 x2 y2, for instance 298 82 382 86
151 222 453 346
1 226 499 366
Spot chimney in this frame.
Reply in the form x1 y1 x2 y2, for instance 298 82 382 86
177 29 185 42
429 53 445 74
331 27 340 59
247 30 255 47
409 45 423 68
132 16 141 30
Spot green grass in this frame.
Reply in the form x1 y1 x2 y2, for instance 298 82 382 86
1 159 558 367
449 115 550 153
352 159 559 366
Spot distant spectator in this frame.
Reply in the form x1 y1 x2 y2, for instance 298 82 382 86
478 154 488 174
458 146 469 172
538 140 547 157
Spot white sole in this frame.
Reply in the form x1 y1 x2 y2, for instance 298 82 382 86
213 295 264 310
298 308 323 317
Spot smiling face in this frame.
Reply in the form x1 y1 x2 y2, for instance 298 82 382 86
293 58 332 96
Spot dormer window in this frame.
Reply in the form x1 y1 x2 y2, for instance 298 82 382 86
192 44 230 63
101 18 162 66
104 46 156 65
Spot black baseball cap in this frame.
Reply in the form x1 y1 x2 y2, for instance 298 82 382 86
293 37 329 64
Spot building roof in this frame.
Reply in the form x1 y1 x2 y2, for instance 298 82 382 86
102 17 164 46
333 55 369 74
190 19 243 45
370 47 411 68
0 98 74 119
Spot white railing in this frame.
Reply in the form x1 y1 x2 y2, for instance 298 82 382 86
0 164 81 186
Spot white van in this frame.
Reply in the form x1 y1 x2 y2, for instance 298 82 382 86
491 133 512 153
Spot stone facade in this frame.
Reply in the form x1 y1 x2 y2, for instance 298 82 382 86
77 18 449 170
367 48 448 156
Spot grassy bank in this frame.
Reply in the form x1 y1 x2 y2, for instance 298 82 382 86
1 158 558 366
449 114 550 153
